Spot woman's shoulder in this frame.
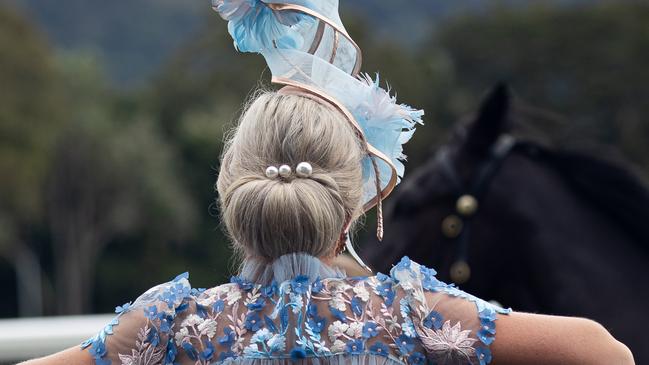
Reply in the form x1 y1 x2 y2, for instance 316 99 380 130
80 272 195 365
387 256 511 314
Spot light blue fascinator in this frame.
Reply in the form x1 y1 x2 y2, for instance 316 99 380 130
212 0 424 269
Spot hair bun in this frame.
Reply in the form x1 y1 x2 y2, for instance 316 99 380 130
217 92 364 261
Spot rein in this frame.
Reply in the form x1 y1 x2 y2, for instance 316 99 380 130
435 134 519 283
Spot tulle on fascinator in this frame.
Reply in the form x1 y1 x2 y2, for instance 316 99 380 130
211 0 424 269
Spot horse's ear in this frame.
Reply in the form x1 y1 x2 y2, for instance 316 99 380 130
463 83 511 155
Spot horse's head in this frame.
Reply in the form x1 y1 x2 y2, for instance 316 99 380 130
364 84 540 293
358 84 649 362
364 80 649 309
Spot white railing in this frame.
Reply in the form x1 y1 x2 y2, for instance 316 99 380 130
0 314 114 363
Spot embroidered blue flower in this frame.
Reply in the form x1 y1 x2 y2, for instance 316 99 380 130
88 340 107 358
351 297 363 316
307 303 318 317
307 316 327 333
146 325 160 347
165 336 177 364
290 346 307 359
376 272 390 282
423 310 444 330
114 301 132 314
376 281 392 295
395 256 413 272
385 291 396 306
420 266 441 291
479 307 497 322
218 327 236 347
218 350 236 362
143 305 158 320
247 298 266 312
480 317 497 335
172 281 190 297
362 321 379 338
290 275 310 294
159 313 173 333
476 346 493 365
160 291 177 309
173 272 189 282
177 302 189 314
196 303 209 318
200 339 216 361
191 287 206 296
396 334 415 356
213 299 225 313
329 306 347 322
312 278 324 293
182 342 199 361
244 312 263 331
345 339 364 355
369 341 390 357
409 351 426 365
230 275 254 291
377 281 395 306
95 358 111 365
477 329 495 345
262 281 278 297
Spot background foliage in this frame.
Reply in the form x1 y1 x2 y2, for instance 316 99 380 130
0 0 647 317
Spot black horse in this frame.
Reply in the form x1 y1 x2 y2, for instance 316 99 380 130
361 84 649 363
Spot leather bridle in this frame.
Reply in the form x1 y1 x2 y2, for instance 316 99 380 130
435 134 519 283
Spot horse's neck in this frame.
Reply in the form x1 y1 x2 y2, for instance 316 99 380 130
495 154 648 305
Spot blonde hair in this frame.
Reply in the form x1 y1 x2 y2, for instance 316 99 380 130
217 91 364 262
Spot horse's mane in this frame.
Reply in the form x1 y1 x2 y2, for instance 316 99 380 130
541 145 649 246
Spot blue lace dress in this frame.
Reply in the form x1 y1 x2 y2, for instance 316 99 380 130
81 254 511 365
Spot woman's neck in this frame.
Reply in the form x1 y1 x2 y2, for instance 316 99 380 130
239 253 345 285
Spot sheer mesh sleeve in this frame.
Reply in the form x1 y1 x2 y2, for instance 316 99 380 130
80 273 192 365
390 257 511 365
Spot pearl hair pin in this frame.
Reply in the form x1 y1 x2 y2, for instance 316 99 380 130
296 162 313 178
278 164 292 178
265 162 313 179
265 166 279 178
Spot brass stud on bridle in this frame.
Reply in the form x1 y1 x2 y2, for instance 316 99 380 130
450 260 471 284
456 194 478 217
442 194 479 283
441 215 463 238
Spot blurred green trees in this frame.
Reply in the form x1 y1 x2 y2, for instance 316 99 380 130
0 7 197 315
0 7 65 316
1 2 649 316
425 2 649 170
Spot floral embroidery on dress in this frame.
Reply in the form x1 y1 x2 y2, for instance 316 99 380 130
81 256 510 365
118 323 167 365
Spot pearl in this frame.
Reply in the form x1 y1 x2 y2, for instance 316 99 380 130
265 166 279 178
295 162 313 178
278 164 292 178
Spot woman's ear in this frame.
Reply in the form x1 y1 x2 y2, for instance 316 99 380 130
462 83 512 156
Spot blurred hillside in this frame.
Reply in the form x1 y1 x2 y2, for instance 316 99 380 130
1 0 648 318
3 0 611 87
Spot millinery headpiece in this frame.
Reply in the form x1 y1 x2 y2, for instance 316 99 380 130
211 0 424 269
